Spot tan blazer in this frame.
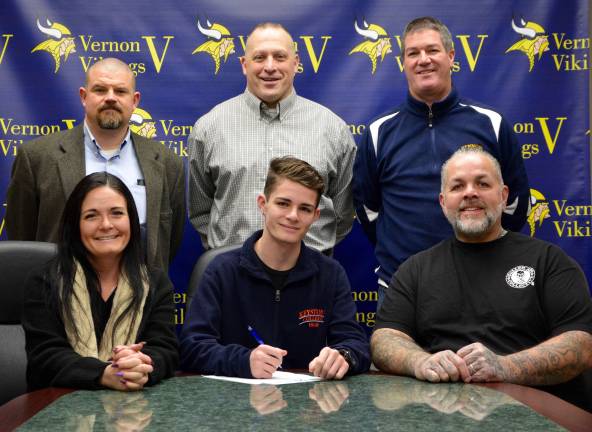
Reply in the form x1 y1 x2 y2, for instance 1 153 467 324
6 124 185 270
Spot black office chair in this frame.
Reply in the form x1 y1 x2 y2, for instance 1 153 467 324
185 244 241 309
0 241 57 406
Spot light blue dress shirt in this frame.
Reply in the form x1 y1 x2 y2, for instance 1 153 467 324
83 122 146 225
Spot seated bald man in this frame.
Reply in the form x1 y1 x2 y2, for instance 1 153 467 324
371 145 592 412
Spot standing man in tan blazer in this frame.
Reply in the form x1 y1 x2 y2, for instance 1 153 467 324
6 58 184 270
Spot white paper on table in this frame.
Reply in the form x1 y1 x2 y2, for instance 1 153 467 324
202 371 323 385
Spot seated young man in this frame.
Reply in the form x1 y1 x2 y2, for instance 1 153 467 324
180 156 370 379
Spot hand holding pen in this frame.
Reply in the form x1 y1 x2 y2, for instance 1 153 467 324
248 325 287 379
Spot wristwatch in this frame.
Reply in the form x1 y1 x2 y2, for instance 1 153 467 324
337 348 356 370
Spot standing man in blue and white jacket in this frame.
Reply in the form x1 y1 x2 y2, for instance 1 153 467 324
354 17 529 306
180 157 370 380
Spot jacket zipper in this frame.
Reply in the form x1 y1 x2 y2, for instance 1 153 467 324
429 106 437 170
272 288 281 345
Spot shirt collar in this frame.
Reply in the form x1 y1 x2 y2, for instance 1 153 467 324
239 230 319 284
243 88 297 121
84 121 131 156
406 86 459 116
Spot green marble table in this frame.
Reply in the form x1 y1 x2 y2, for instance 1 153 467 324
15 374 568 431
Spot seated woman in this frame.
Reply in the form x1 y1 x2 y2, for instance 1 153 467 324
23 172 178 391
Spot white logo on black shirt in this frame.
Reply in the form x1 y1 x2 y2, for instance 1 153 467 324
505 266 536 288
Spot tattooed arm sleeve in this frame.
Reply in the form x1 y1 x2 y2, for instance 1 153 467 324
370 328 430 376
500 330 592 386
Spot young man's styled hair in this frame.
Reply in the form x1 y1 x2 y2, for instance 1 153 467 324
402 16 454 56
263 156 325 206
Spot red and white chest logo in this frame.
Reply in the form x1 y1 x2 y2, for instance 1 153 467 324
298 308 325 328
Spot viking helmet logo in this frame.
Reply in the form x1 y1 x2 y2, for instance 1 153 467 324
130 108 157 139
31 19 76 73
505 18 549 72
349 20 392 74
192 19 235 74
527 189 550 236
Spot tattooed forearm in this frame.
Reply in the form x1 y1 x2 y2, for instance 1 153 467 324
502 330 592 385
370 328 429 376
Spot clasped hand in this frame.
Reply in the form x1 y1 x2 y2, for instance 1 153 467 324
101 342 154 391
415 342 506 383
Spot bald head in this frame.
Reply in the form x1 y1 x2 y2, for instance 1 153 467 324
85 58 136 91
240 22 299 107
79 57 140 142
245 22 296 55
439 146 509 243
441 146 504 193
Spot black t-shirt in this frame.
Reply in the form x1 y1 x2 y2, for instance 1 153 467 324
376 232 592 355
376 232 592 411
255 253 292 291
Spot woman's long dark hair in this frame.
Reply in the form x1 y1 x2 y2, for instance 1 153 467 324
48 172 147 347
